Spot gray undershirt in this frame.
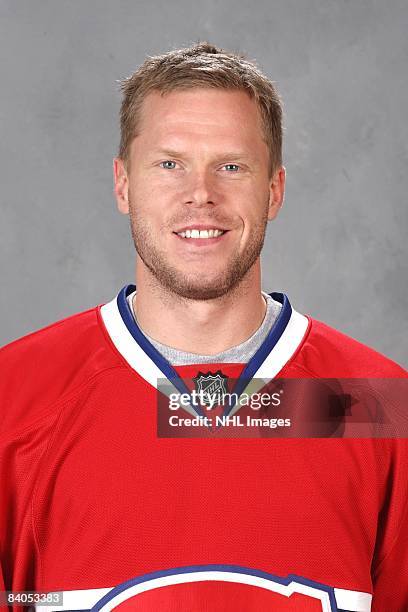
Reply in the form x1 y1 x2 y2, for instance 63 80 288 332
126 290 282 366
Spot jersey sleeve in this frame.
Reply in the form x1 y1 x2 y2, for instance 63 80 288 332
0 308 114 610
371 439 408 610
0 564 8 612
0 406 60 610
0 427 41 609
371 513 408 610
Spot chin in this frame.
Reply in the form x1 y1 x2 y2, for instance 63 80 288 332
175 289 229 301
167 278 237 301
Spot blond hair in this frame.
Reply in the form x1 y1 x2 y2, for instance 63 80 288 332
118 41 283 176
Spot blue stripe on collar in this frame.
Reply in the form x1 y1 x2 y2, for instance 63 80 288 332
222 291 292 417
117 284 292 417
117 285 191 395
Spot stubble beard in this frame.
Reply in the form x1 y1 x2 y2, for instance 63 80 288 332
128 202 269 301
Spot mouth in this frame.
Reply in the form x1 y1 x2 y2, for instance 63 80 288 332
173 226 229 241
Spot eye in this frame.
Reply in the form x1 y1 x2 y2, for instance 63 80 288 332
223 164 240 172
160 160 177 170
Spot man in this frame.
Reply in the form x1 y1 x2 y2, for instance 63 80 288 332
0 42 407 612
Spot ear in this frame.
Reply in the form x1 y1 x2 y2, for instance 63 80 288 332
113 157 130 215
267 165 286 221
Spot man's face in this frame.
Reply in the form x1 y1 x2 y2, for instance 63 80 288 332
114 88 285 300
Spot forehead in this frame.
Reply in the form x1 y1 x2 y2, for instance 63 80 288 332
136 88 265 145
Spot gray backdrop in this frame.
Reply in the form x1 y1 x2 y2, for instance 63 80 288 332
1 0 407 367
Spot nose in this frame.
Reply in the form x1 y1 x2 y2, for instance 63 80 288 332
184 168 217 207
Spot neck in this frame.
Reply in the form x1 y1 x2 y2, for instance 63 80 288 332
133 260 266 355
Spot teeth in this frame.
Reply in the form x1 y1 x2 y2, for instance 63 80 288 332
177 229 225 239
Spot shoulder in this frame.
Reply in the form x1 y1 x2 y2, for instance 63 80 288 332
0 304 123 437
291 316 407 378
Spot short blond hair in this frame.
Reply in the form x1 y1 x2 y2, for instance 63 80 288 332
118 41 283 176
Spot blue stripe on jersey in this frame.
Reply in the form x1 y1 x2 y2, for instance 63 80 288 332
117 284 292 417
222 292 292 417
91 564 339 611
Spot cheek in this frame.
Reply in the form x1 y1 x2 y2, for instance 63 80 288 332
129 181 164 217
129 199 174 243
239 192 268 221
237 202 269 243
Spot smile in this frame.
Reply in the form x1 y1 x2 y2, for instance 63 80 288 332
175 229 227 239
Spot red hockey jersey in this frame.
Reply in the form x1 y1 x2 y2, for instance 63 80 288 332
0 284 407 611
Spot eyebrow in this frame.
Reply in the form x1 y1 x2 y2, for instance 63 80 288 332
150 148 254 162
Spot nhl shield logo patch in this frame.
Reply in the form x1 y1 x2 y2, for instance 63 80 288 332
193 370 229 409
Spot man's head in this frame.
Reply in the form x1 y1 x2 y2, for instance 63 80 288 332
114 42 285 300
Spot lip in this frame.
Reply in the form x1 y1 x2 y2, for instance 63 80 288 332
173 230 229 247
173 224 229 233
